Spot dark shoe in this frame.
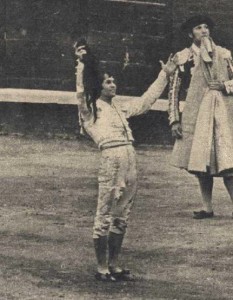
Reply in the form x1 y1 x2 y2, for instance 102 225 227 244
110 268 133 281
193 210 214 219
95 272 117 282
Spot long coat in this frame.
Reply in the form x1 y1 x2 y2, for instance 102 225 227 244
169 43 233 176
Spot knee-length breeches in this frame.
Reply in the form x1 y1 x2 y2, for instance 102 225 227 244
93 145 137 238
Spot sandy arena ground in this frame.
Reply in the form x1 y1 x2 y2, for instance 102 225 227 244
0 136 232 300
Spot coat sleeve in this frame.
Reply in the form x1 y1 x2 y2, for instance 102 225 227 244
223 52 233 94
221 49 233 94
120 70 168 118
223 59 233 94
168 67 181 125
167 48 191 125
224 79 233 94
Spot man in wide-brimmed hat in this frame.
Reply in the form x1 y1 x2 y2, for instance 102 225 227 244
168 15 233 219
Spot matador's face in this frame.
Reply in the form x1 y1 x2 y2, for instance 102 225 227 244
190 23 210 43
101 74 117 99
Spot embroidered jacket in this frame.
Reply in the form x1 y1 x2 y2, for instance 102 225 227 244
168 43 233 125
76 69 168 150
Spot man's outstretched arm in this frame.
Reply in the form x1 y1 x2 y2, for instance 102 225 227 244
121 56 177 118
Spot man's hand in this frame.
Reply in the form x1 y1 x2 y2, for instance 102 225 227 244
160 54 178 76
75 47 87 61
171 122 182 139
208 80 225 91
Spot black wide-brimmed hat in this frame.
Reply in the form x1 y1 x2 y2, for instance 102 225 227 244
181 15 215 33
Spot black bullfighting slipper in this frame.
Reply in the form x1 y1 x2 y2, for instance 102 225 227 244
193 210 214 219
109 268 134 281
95 272 117 282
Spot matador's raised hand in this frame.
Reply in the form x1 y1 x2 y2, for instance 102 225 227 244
160 54 178 76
